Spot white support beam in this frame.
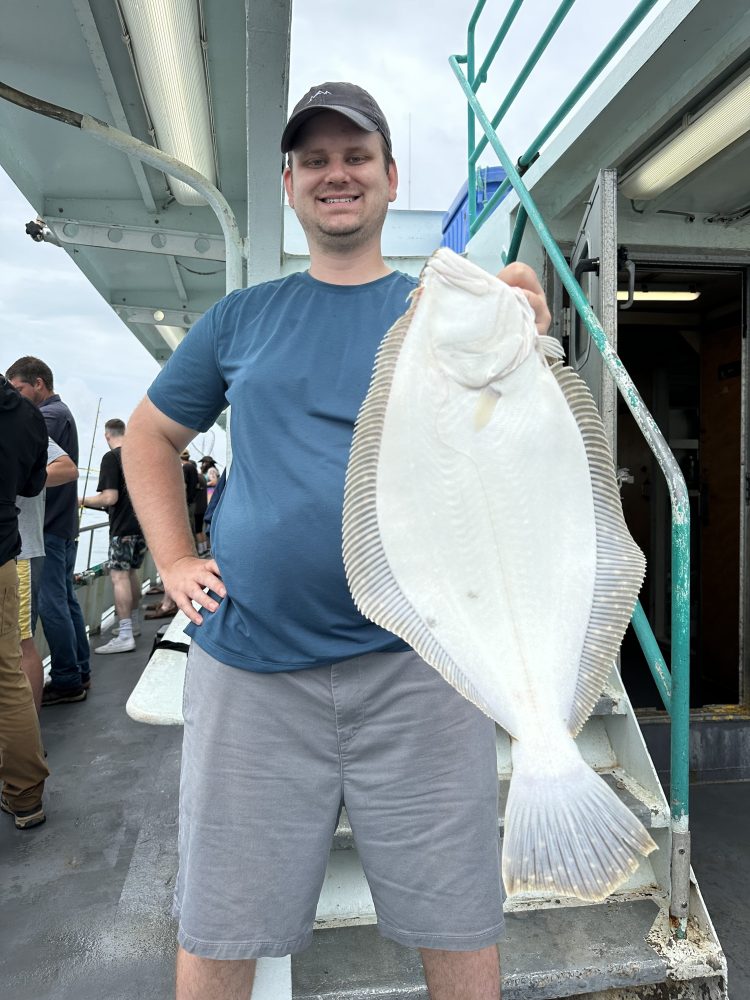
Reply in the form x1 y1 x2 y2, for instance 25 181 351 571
245 0 291 285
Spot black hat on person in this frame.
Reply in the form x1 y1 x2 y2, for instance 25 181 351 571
281 82 392 154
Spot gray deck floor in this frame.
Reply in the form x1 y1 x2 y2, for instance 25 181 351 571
1 619 748 999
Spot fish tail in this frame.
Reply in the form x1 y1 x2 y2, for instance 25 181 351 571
502 738 657 903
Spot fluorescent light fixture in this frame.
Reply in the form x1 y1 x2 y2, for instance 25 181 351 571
616 290 701 302
620 74 750 201
119 0 215 206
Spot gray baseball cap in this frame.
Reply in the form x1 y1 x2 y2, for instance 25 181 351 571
281 82 392 154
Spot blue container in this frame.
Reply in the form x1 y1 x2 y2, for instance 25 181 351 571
440 166 508 253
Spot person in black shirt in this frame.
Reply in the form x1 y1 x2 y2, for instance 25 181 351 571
81 418 146 654
7 356 90 704
0 374 50 829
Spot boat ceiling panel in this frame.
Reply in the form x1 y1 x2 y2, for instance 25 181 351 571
499 0 750 237
0 0 291 361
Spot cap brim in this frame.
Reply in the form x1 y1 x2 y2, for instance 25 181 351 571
281 106 379 153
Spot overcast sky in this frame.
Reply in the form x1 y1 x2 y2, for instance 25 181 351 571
0 0 658 471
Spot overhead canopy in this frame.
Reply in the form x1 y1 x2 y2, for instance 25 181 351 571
0 0 292 363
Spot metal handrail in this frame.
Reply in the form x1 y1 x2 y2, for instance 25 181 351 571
450 0 691 937
77 519 109 574
461 0 660 237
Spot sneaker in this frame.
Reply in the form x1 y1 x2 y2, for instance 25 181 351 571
41 684 87 706
1 797 46 830
81 677 91 691
94 635 136 655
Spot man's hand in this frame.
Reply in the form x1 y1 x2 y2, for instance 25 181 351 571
160 555 227 626
497 261 551 336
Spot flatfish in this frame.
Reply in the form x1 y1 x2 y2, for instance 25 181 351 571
342 247 655 902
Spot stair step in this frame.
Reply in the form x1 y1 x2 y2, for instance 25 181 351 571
315 841 663 928
332 763 669 852
496 716 618 775
299 899 670 999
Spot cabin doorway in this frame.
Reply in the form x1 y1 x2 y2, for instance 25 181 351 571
615 265 747 710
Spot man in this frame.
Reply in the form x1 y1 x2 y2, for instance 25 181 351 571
0 374 50 830
180 450 199 537
6 357 90 704
17 440 80 709
81 418 146 654
124 83 551 999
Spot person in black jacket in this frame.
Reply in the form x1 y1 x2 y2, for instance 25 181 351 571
7 357 90 704
0 374 50 829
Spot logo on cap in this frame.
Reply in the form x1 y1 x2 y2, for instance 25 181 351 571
306 90 331 104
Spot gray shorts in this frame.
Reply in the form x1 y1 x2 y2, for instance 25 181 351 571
174 642 503 959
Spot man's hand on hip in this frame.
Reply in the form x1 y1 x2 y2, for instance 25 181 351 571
161 555 227 625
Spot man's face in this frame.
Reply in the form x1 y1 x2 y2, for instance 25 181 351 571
9 376 45 405
284 111 398 253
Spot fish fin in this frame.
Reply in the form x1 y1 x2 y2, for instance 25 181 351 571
549 362 647 735
503 738 657 902
343 278 494 718
536 334 566 361
474 385 501 431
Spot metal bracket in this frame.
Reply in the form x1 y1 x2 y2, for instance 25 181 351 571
114 305 203 328
670 828 691 930
43 218 226 261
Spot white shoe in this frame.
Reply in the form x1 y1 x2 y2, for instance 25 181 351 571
95 635 136 655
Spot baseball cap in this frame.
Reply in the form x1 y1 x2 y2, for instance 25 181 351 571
281 82 392 154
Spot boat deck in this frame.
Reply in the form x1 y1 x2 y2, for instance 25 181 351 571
2 618 748 998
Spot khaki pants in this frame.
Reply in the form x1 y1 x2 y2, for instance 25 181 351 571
0 558 49 810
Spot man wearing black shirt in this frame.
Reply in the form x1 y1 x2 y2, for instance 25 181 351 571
81 419 145 654
0 374 50 829
7 356 90 704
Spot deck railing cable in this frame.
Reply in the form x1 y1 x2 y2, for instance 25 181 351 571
450 0 691 937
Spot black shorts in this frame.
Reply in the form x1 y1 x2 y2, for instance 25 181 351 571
108 535 147 571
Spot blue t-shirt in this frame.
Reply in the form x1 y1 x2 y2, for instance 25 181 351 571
148 269 417 672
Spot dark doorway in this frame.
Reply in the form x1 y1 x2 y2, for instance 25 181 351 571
616 266 744 709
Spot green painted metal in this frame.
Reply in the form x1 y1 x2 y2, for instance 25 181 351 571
473 175 513 236
631 601 672 714
450 5 692 935
505 204 528 266
473 0 525 89
469 0 577 170
517 0 661 170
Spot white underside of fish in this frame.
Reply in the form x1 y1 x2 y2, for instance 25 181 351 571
343 247 654 903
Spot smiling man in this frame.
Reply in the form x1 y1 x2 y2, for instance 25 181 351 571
124 82 551 1000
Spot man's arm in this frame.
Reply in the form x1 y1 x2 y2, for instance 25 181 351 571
80 488 119 510
46 453 78 487
122 395 226 625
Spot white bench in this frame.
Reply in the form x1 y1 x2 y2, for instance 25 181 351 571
126 611 191 725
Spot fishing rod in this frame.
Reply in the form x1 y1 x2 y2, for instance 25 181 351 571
78 396 102 527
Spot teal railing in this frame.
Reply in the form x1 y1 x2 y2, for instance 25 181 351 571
450 0 691 936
